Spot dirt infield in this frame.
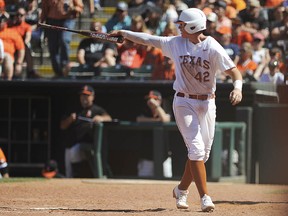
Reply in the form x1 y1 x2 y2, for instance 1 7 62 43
0 178 288 216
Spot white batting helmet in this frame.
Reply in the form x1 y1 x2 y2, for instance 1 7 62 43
175 8 207 34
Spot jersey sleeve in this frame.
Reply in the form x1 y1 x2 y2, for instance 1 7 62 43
210 38 236 73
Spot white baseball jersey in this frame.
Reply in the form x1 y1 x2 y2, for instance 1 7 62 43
160 36 236 94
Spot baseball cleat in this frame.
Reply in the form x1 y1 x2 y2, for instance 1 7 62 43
173 186 189 209
201 194 215 212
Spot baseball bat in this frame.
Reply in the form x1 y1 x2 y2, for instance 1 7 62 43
38 22 124 43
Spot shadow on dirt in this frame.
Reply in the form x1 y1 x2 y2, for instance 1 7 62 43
60 207 167 213
214 201 288 205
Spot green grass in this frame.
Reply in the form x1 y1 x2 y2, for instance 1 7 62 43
0 177 46 183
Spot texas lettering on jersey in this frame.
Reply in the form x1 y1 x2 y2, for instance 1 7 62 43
179 55 211 83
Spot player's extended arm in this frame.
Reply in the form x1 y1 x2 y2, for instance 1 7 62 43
109 30 162 49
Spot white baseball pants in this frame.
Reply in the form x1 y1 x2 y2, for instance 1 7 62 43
173 95 216 162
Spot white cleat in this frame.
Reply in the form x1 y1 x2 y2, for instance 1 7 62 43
201 194 215 212
173 186 189 209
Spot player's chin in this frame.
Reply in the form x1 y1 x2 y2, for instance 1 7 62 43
181 33 189 38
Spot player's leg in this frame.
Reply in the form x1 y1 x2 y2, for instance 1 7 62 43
190 160 208 197
172 97 199 209
194 99 216 212
172 159 193 209
173 97 215 212
178 159 193 190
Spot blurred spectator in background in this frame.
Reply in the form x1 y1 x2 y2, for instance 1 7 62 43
237 42 258 82
157 0 179 23
60 85 112 178
129 16 165 79
76 21 117 74
117 39 146 69
150 21 177 80
144 7 167 35
213 0 232 33
42 159 65 178
215 27 240 82
270 9 288 55
268 3 286 31
105 1 131 33
25 0 43 54
259 59 285 84
130 15 148 32
238 0 270 38
94 0 102 12
141 30 165 80
223 0 238 19
269 47 287 75
0 147 9 178
40 0 84 78
9 7 40 78
0 38 3 69
265 0 285 8
128 0 146 8
251 32 271 79
136 90 171 177
175 0 188 16
217 27 240 64
0 13 25 80
231 17 253 47
205 12 218 37
137 90 171 123
230 0 247 12
82 0 95 17
0 0 9 17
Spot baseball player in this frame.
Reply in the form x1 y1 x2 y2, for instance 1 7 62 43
109 8 243 212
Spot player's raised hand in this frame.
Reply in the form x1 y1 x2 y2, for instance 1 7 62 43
109 30 123 37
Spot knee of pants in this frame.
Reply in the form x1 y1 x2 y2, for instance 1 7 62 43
187 149 205 161
185 136 205 161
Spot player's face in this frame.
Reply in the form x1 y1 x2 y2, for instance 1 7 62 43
177 22 189 38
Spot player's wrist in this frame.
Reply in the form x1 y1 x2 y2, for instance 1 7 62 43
120 30 128 37
233 80 243 91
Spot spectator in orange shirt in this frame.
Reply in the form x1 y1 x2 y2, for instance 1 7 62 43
231 17 253 47
237 42 258 82
9 7 40 78
117 40 146 69
0 14 25 80
142 41 165 80
152 21 177 80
